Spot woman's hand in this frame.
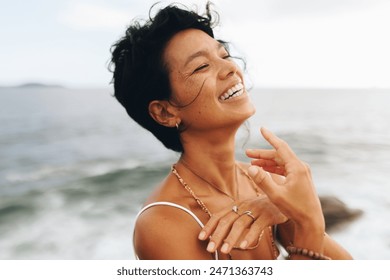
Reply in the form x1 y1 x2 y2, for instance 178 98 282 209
246 127 325 250
198 195 287 254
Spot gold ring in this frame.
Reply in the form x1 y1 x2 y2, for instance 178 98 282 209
242 210 255 221
232 205 239 214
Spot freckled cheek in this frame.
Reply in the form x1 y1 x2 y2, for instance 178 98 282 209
172 80 202 105
186 79 203 98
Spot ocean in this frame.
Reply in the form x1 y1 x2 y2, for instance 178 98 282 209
0 86 389 259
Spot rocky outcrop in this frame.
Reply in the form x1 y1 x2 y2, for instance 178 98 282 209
320 195 363 231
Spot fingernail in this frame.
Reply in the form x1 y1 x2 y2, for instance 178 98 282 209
207 241 215 252
240 240 248 249
198 231 206 240
221 243 229 254
248 166 259 177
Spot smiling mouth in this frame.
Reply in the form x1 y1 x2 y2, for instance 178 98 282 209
219 82 244 101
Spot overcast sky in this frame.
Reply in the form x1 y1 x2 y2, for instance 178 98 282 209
1 0 390 88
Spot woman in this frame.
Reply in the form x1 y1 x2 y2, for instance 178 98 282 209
110 3 352 260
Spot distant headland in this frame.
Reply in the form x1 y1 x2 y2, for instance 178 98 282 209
0 82 65 89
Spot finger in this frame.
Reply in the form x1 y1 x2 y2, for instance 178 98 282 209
251 159 278 168
199 215 223 241
246 149 276 160
206 212 240 253
239 218 267 249
250 159 286 175
261 166 286 176
220 215 254 254
260 127 297 162
199 207 234 240
247 166 280 199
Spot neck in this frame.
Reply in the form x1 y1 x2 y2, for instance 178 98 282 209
179 128 239 198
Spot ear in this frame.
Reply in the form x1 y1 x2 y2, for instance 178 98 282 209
148 100 179 128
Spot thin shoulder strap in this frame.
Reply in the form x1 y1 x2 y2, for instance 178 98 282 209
135 201 205 227
133 201 218 260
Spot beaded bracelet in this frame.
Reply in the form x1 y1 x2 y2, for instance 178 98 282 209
286 246 331 260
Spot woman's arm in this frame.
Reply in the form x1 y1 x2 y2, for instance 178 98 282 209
247 127 353 259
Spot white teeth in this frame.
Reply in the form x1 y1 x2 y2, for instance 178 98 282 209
219 82 244 101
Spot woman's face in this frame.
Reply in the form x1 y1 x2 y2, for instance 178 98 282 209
163 28 256 131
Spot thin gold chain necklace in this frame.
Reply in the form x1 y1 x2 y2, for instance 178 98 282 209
180 159 240 201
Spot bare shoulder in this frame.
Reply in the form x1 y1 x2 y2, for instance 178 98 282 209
133 202 213 260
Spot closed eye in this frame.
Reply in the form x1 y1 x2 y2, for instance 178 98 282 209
223 53 231 59
192 64 209 74
191 50 230 74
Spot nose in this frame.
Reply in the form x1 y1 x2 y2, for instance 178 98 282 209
218 58 239 80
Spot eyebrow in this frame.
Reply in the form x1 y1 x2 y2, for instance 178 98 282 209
183 42 225 68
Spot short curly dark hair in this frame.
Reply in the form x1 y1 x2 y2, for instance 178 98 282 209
109 2 218 153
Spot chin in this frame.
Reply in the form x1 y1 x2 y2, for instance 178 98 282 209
248 103 257 116
240 101 256 119
219 98 256 127
230 106 256 128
